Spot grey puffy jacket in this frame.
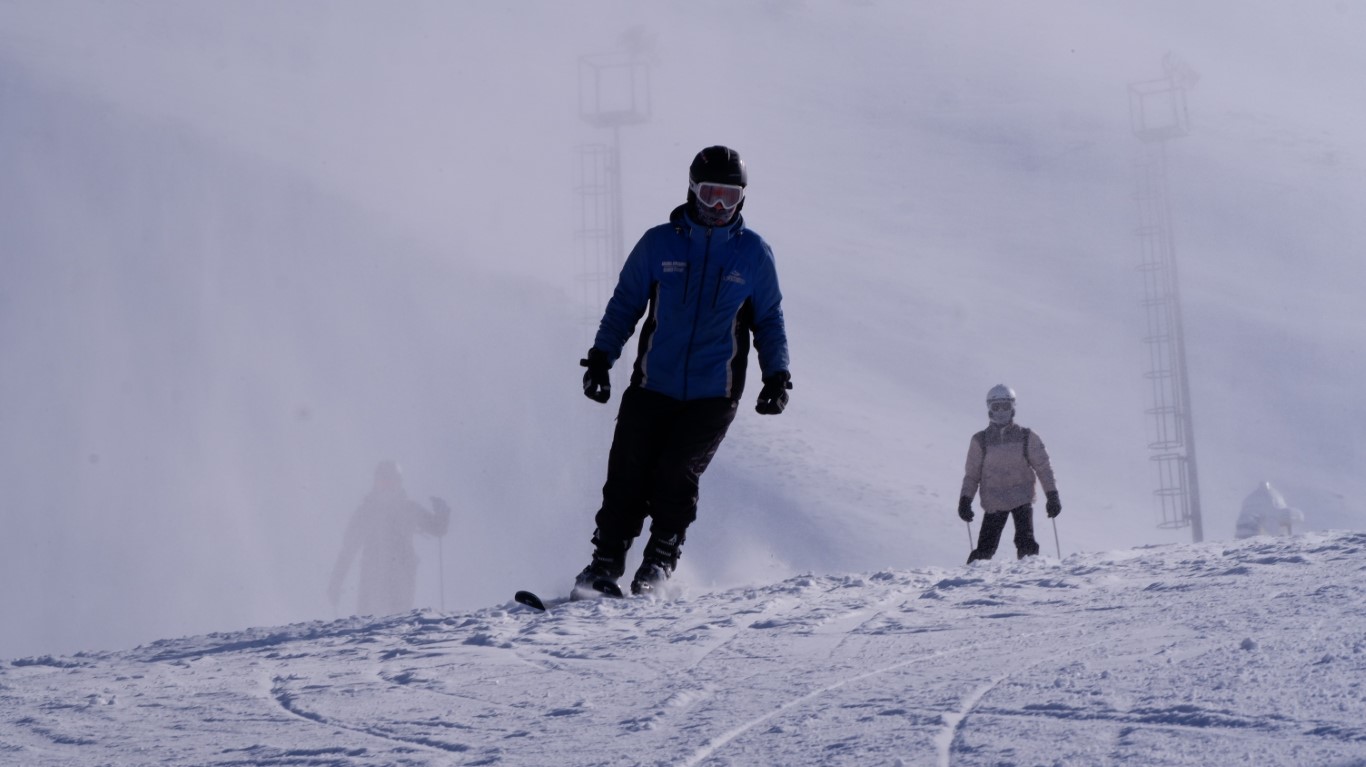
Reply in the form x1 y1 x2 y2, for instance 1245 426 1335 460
960 423 1058 513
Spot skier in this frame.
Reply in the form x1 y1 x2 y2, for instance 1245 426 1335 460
575 145 792 598
328 460 452 616
1235 481 1304 538
958 385 1061 562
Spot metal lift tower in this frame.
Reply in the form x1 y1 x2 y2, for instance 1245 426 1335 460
574 51 651 337
1129 61 1204 542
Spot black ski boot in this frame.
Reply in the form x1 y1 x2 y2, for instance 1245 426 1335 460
630 561 670 595
572 530 628 600
630 531 682 596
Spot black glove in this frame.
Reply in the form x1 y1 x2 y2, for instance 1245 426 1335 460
957 496 974 523
1045 491 1062 518
755 371 792 415
580 348 611 403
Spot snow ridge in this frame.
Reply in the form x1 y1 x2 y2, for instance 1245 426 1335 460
2 532 1364 766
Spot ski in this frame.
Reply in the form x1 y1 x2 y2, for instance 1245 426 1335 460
514 590 550 611
514 579 625 612
577 578 624 600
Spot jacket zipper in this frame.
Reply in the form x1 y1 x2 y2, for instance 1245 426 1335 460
682 228 714 399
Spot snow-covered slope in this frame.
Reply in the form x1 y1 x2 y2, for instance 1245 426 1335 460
4 532 1363 766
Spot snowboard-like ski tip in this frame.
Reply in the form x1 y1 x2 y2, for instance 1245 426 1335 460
514 590 547 611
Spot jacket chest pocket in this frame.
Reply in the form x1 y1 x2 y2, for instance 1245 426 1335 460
659 262 693 304
710 267 749 310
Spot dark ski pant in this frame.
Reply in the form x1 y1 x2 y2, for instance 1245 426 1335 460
592 386 738 576
968 504 1040 563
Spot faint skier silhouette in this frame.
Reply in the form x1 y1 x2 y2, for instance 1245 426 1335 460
1235 481 1304 538
328 460 451 616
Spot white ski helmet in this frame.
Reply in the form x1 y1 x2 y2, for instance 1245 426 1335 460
986 384 1016 404
986 384 1016 424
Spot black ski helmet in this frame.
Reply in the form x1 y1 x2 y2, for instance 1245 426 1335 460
689 145 747 187
688 146 747 219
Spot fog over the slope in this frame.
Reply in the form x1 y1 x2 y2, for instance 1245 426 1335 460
1 1 1362 659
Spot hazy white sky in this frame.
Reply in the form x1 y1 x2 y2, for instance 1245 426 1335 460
1 1 1362 659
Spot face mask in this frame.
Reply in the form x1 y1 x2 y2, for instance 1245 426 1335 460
693 201 736 227
988 400 1014 425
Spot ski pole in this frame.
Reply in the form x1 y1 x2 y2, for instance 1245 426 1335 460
965 520 974 554
431 495 450 611
437 540 446 611
1051 517 1061 560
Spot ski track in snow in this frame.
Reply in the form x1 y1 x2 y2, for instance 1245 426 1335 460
677 598 1100 767
940 677 1002 767
1 532 1365 766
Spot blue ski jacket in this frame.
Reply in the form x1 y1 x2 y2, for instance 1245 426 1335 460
593 205 790 402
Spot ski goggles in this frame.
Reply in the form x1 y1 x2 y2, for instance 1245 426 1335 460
989 401 1014 413
689 179 745 210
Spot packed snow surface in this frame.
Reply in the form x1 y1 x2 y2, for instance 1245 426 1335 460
3 531 1363 766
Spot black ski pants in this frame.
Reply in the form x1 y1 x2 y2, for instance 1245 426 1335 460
968 504 1040 562
593 386 738 568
